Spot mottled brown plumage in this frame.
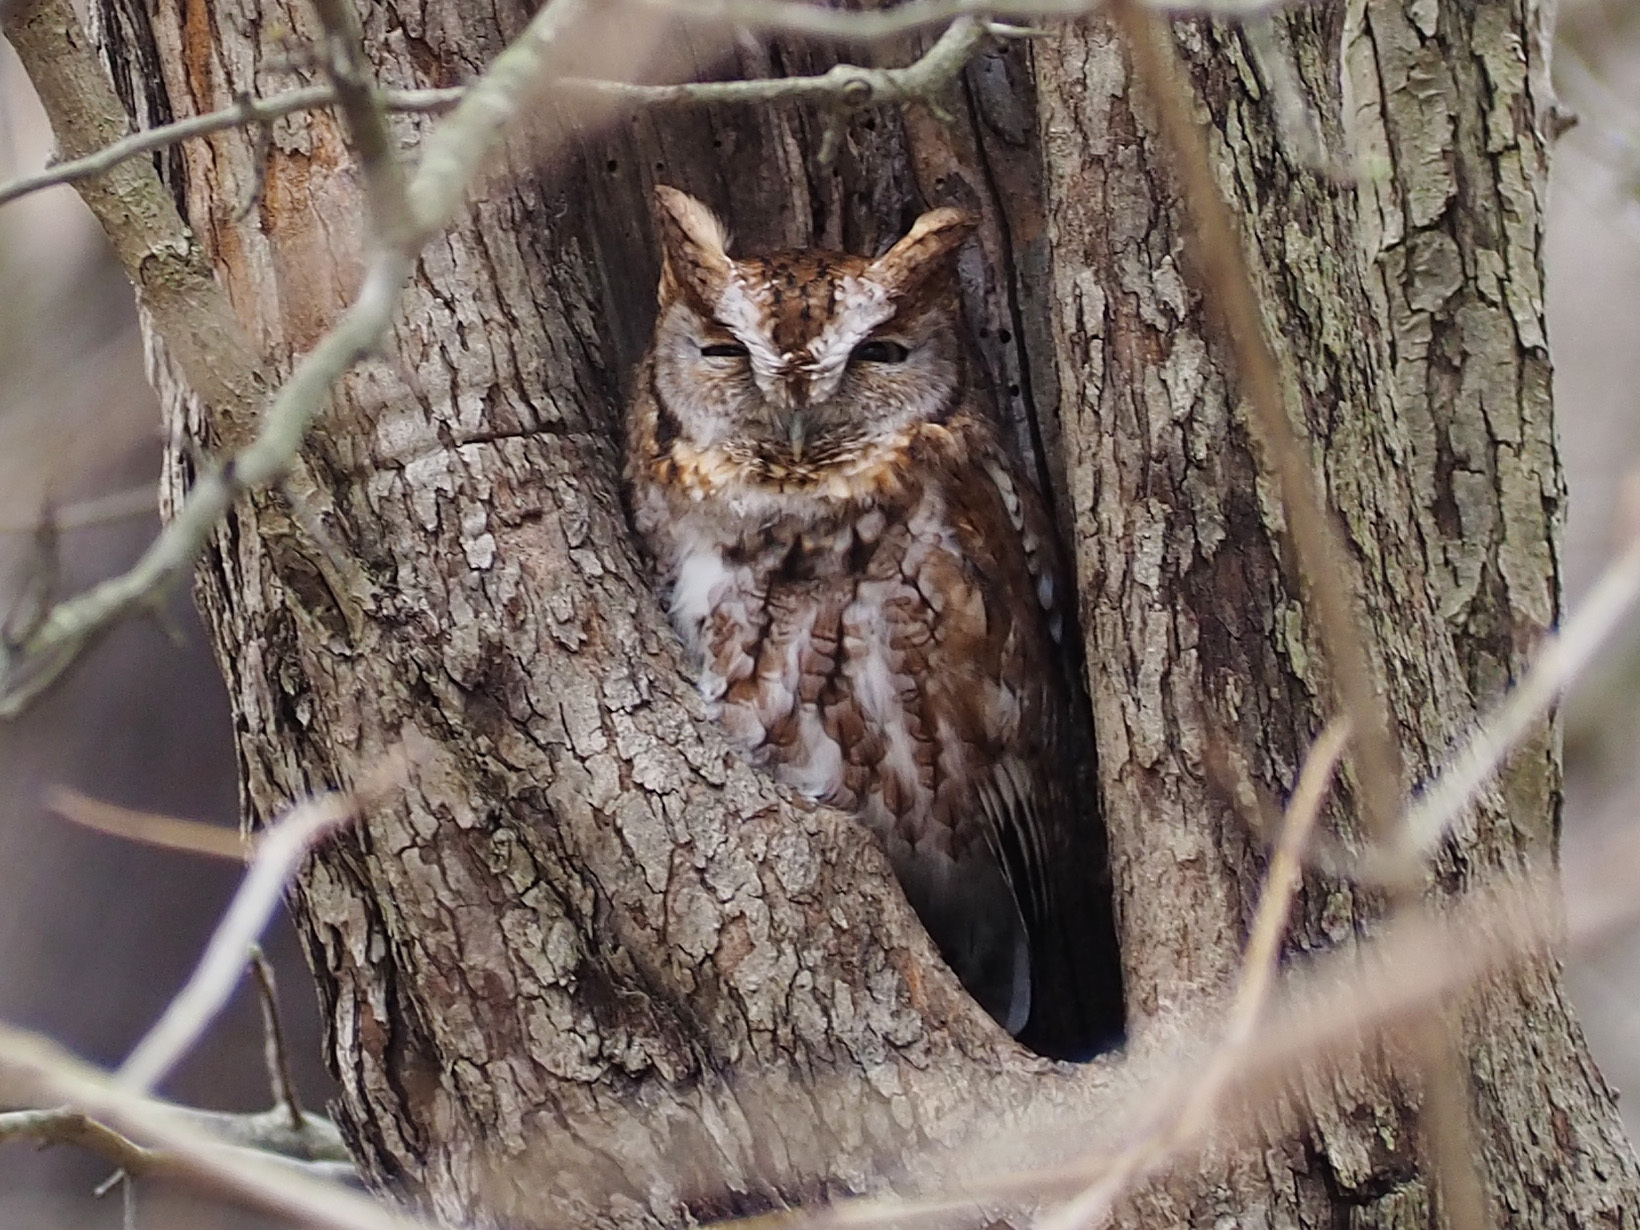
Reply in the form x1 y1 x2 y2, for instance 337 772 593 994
624 186 1122 1057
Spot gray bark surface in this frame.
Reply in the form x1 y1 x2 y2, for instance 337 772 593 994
86 0 1640 1226
1034 4 1631 1223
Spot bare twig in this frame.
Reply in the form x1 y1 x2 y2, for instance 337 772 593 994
0 1027 417 1230
0 1103 351 1183
0 85 464 211
117 750 409 1092
247 948 305 1131
560 15 990 107
46 787 248 861
234 95 278 220
0 1107 157 1173
0 13 1012 219
94 1165 125 1199
1226 717 1351 1038
632 0 1284 41
0 17 998 218
1 512 58 648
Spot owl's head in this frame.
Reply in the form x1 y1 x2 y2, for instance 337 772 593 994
648 186 976 487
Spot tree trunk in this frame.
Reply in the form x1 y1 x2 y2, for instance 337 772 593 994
87 0 1640 1225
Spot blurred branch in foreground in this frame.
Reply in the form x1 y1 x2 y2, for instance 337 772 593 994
115 748 409 1094
4 789 1638 1230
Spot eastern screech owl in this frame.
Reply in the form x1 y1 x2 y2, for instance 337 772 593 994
624 186 1122 1058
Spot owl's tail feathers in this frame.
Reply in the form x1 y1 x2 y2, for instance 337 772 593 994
894 850 1034 1039
890 842 1123 1055
1017 893 1127 1062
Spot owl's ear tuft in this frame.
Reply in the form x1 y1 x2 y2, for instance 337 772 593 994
654 186 733 309
871 207 976 294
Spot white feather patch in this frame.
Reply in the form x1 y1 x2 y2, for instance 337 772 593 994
670 537 731 647
778 714 845 800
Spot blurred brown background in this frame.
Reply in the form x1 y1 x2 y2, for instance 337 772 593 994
1 4 1638 1225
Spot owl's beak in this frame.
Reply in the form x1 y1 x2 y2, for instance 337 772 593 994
787 413 808 462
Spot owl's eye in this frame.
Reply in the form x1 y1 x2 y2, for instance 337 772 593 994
699 341 749 359
850 339 910 364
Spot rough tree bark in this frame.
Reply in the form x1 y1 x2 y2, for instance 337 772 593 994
76 0 1640 1225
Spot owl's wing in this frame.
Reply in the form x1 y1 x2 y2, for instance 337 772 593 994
970 750 1057 966
975 736 1124 1058
957 445 1125 1059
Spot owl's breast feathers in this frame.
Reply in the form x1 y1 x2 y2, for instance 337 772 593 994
626 368 1120 1056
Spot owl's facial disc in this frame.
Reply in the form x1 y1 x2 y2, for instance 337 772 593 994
649 190 974 490
653 279 958 488
706 262 956 459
